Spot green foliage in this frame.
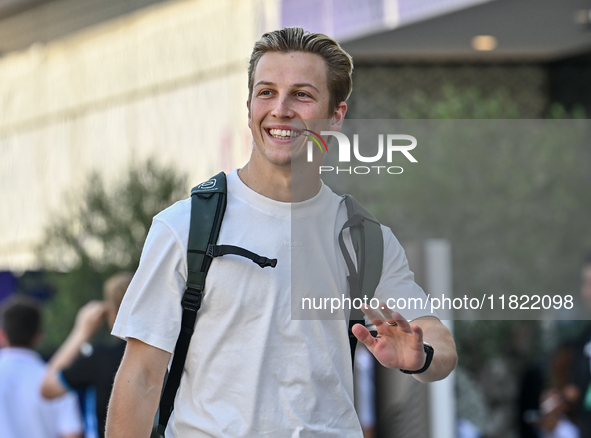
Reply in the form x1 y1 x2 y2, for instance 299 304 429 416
398 85 521 119
384 120 590 307
546 102 587 119
328 87 591 376
391 89 591 372
37 159 187 353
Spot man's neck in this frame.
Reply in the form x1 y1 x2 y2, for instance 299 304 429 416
238 161 321 202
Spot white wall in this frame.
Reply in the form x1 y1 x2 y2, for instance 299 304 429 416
0 0 280 270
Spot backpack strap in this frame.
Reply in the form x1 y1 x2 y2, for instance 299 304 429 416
339 195 383 365
157 172 227 435
207 244 277 268
157 172 277 436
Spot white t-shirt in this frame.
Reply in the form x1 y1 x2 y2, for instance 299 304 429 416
0 347 84 438
113 169 429 438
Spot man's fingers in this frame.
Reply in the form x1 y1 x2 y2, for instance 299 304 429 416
374 304 412 334
360 304 382 320
360 304 416 337
410 323 424 344
351 323 376 349
360 305 385 327
79 301 108 317
386 311 413 334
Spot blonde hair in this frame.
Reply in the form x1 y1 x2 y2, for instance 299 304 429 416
103 272 133 310
248 27 353 112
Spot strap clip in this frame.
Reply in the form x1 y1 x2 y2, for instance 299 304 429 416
181 287 203 312
206 244 277 269
255 257 277 268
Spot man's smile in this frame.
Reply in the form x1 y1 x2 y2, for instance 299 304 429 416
267 128 302 140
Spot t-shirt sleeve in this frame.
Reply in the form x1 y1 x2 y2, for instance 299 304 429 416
53 391 84 435
373 225 436 322
111 219 186 354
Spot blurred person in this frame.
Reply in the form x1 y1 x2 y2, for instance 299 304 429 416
41 272 133 438
536 389 579 438
519 363 545 438
532 253 591 438
562 253 591 436
0 296 83 438
107 27 457 437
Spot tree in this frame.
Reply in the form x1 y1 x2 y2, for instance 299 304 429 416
37 159 187 352
391 88 591 438
324 86 590 437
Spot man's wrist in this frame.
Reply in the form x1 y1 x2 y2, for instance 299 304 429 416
400 343 434 374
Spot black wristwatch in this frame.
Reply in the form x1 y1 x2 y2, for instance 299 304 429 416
400 343 434 374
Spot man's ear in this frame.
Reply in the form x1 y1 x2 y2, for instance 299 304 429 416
0 329 8 347
32 331 43 348
330 101 348 131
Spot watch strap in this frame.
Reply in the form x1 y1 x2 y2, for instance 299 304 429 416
400 342 434 374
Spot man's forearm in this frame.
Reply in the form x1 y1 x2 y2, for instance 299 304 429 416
106 365 161 437
106 338 170 438
42 300 108 398
48 330 88 371
41 330 90 398
412 317 457 383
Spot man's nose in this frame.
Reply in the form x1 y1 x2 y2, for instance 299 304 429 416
271 94 295 119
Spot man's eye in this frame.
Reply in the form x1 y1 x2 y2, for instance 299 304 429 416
260 90 272 96
296 92 309 98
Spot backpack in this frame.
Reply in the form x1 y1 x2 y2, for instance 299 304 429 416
156 171 383 435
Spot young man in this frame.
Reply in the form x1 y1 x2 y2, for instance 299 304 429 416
41 272 133 438
0 296 84 438
106 28 457 437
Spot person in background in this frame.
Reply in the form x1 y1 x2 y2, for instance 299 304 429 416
536 389 579 438
563 253 591 436
0 296 83 438
41 272 133 438
532 253 591 438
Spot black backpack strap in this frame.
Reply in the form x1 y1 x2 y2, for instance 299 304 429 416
157 172 228 435
339 195 383 366
207 244 277 268
157 172 277 436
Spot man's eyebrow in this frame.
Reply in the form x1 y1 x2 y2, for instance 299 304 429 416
253 81 320 93
254 81 275 88
292 83 320 93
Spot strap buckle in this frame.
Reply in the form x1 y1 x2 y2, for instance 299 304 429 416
255 257 277 268
206 244 277 269
181 287 203 312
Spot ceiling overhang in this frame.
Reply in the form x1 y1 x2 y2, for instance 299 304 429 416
341 0 591 62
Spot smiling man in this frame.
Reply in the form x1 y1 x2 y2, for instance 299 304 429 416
106 28 457 438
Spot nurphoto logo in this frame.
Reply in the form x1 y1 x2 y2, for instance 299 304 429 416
305 130 418 175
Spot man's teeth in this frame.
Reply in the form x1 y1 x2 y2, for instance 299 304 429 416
269 129 300 139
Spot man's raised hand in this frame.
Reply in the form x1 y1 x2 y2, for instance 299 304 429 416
73 301 108 340
351 303 427 371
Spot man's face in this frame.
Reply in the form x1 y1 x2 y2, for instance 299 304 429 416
247 51 346 168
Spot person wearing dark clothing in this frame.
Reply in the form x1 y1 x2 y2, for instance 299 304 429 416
562 254 591 436
41 272 132 438
61 339 126 438
568 325 591 436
